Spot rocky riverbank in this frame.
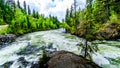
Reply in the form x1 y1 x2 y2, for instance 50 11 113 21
74 22 120 40
0 34 16 45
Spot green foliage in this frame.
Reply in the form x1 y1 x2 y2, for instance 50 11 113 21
109 10 118 22
8 8 60 35
64 0 120 40
0 25 8 34
0 0 61 35
64 0 120 58
0 18 5 25
0 0 14 24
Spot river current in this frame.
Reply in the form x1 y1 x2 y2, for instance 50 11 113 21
0 29 120 68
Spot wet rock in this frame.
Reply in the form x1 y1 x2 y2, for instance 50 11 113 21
39 51 101 68
0 34 16 45
10 57 40 68
30 62 40 68
10 57 29 68
17 45 38 55
17 57 29 66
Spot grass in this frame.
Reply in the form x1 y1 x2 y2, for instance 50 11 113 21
0 25 9 34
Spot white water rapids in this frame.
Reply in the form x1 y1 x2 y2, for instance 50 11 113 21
0 29 120 68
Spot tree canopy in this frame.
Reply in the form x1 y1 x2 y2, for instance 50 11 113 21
0 0 61 35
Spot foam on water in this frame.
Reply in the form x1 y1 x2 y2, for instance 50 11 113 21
0 29 120 68
0 42 28 65
91 53 110 67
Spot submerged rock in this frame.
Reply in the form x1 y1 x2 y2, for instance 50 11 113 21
1 61 13 68
39 51 101 68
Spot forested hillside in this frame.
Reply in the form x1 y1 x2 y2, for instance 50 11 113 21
0 0 61 35
65 0 120 40
1 0 120 40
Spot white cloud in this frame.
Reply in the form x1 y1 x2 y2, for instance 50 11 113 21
14 0 86 21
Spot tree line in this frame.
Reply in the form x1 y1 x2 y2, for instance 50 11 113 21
0 0 61 35
64 0 120 58
65 0 120 40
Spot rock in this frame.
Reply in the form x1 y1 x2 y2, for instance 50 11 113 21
10 57 29 68
17 57 29 66
97 23 120 40
0 34 16 45
30 62 40 68
39 51 101 68
74 21 120 40
1 61 13 68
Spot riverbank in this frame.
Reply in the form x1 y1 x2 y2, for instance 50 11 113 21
0 34 16 45
67 21 119 41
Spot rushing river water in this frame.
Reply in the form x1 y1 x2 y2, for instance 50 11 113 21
0 29 120 68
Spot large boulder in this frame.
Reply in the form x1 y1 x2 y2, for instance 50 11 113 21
39 51 101 68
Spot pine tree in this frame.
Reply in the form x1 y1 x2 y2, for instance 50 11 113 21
26 16 31 29
73 0 78 29
23 1 27 13
73 0 77 18
70 6 73 18
36 11 39 19
83 0 94 58
32 9 36 18
17 0 21 9
13 1 16 10
65 8 69 23
28 5 31 15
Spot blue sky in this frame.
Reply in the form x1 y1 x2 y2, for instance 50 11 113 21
14 0 86 21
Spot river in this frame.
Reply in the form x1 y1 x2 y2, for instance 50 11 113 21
0 29 120 68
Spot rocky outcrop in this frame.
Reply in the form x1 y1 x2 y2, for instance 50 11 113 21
39 51 101 68
97 23 120 40
0 34 16 45
75 22 120 40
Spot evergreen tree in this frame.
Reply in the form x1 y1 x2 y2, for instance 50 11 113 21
36 11 39 19
65 8 69 23
28 5 31 15
23 1 27 13
73 0 79 29
17 0 21 9
70 6 73 18
32 9 36 18
12 1 16 11
84 0 93 58
73 0 77 18
26 16 31 30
